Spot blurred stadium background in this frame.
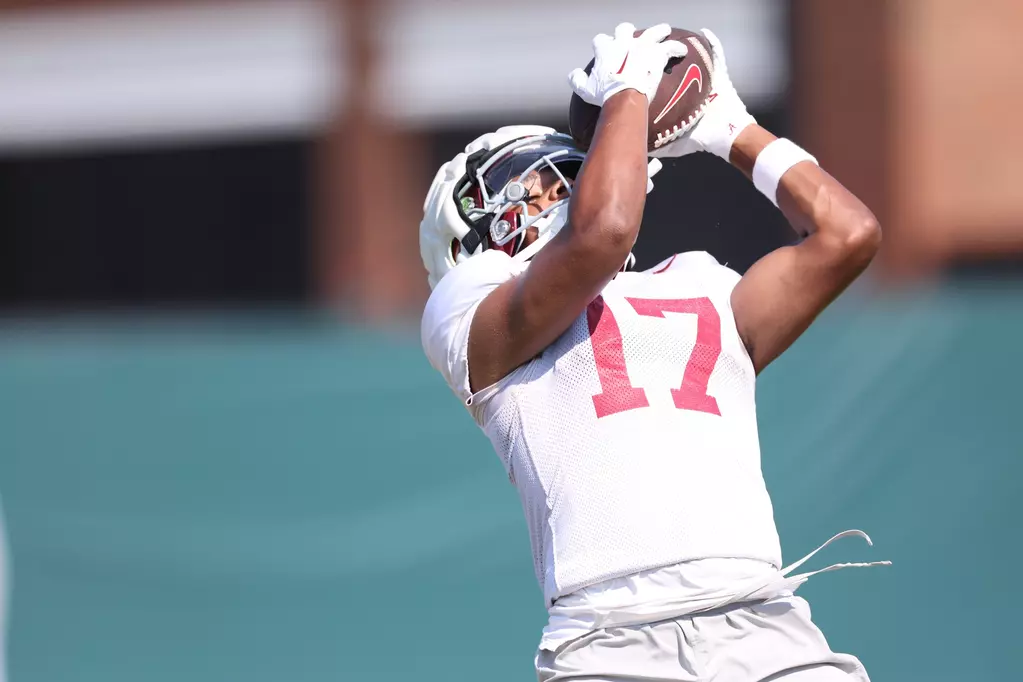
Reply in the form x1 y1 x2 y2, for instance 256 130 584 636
0 0 1021 680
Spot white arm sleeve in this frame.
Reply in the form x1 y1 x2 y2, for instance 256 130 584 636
421 250 526 409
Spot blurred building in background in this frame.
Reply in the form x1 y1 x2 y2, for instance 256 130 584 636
0 2 1021 682
0 0 792 317
2 0 1021 318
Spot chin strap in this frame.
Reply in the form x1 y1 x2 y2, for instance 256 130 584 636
512 209 565 263
459 221 486 255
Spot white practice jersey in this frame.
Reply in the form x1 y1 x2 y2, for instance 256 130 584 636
422 250 782 605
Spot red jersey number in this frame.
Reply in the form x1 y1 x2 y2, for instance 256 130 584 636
586 296 722 419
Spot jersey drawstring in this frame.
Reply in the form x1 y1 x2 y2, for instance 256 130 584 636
703 529 892 612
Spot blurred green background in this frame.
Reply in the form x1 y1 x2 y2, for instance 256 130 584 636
1 284 1019 682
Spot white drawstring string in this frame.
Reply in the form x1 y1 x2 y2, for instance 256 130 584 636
703 529 892 612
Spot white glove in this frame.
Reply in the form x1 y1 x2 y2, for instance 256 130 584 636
569 23 688 106
650 28 757 160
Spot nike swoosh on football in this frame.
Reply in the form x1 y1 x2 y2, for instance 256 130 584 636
653 63 704 125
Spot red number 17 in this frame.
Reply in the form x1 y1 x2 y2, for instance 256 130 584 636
586 296 722 419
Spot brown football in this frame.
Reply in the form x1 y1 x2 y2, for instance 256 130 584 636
568 28 714 153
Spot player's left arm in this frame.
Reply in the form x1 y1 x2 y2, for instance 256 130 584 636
651 28 880 374
729 124 882 374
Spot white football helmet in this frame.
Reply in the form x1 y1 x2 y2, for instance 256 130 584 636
420 125 585 289
420 125 663 289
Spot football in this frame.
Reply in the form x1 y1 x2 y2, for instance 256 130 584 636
568 28 714 153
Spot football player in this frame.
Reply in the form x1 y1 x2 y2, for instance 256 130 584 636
421 23 887 682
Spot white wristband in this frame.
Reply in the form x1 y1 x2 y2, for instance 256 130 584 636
752 139 818 207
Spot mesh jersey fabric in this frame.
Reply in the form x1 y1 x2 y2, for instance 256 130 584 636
421 250 528 404
421 250 782 605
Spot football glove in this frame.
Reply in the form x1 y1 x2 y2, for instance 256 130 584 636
568 23 688 106
650 29 757 160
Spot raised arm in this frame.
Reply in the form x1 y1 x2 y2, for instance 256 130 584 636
466 24 685 392
729 126 881 373
650 28 881 375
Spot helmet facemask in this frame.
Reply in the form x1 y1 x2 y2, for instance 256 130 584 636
453 134 584 262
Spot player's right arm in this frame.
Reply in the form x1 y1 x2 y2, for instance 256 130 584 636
466 24 686 393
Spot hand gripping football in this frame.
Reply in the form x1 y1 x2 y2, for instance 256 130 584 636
569 28 715 153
